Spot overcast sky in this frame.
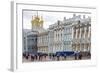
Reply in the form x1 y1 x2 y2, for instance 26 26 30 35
23 10 90 29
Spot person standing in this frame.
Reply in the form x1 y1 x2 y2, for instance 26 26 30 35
75 53 77 60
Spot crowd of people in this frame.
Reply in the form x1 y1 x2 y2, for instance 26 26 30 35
23 51 91 62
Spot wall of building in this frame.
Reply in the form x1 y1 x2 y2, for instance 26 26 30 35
37 32 48 53
48 18 73 53
72 17 91 52
23 30 38 53
23 14 91 54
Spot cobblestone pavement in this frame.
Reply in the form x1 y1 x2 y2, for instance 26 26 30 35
22 56 91 62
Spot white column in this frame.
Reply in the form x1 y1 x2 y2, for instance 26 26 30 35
80 28 82 39
76 28 77 39
84 27 86 39
72 27 75 39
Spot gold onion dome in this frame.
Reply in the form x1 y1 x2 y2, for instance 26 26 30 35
31 14 44 27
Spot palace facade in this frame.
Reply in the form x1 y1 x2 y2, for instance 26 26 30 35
72 15 91 52
48 18 73 53
23 13 91 54
23 29 38 53
37 31 48 53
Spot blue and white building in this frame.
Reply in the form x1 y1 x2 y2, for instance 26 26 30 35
48 17 73 53
23 14 91 55
23 29 38 54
